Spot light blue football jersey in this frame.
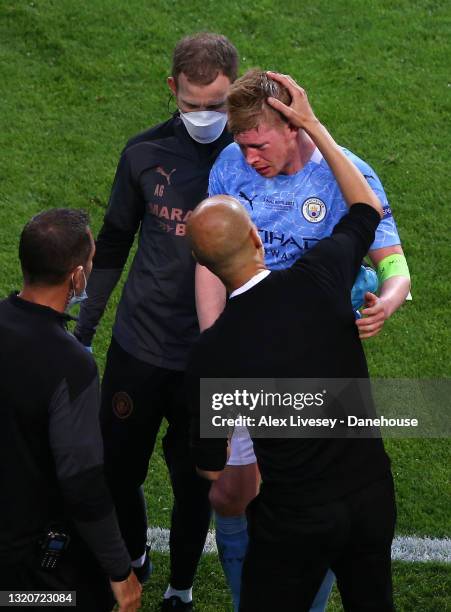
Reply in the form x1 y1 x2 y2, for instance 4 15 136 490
209 143 400 270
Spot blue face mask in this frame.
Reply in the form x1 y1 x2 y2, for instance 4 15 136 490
67 270 88 311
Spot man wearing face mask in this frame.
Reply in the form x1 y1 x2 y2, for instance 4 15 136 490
0 209 142 611
74 33 238 610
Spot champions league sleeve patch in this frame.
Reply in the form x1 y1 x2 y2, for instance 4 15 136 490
382 204 393 219
302 197 327 223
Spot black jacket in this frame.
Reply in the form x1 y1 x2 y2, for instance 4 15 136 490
187 205 391 507
76 115 232 368
0 295 130 579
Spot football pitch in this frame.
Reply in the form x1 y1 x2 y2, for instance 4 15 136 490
0 0 449 609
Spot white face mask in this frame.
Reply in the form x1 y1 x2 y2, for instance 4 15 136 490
179 110 227 144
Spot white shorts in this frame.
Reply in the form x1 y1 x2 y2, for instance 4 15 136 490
226 425 257 466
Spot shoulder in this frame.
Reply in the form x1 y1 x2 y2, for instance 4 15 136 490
340 147 379 179
212 142 244 169
51 331 99 401
125 117 176 149
63 331 97 370
210 144 251 194
115 118 178 178
0 297 10 314
0 298 13 337
121 117 178 162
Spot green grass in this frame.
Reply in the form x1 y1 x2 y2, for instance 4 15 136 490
1 0 450 610
140 556 451 611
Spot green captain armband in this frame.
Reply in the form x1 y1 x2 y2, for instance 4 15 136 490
376 253 410 285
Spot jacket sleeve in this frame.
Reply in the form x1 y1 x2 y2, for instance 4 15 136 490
75 149 145 345
48 365 131 580
185 350 228 472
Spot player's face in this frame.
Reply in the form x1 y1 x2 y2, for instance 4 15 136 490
235 121 299 178
168 72 230 113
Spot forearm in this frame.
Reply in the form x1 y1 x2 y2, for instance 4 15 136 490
195 263 227 331
75 215 137 344
378 275 411 318
74 509 131 581
356 259 411 338
50 375 130 578
188 391 228 478
370 246 411 318
61 466 131 580
75 267 122 345
194 442 228 479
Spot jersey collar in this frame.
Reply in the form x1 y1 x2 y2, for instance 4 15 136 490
9 293 75 323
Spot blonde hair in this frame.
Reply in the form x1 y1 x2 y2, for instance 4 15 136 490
227 69 292 134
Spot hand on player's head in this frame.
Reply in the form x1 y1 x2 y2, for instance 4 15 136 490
266 72 318 130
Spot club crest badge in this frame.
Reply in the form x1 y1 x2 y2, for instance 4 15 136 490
112 391 134 419
302 198 327 223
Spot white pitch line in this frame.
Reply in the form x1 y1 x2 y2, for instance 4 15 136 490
391 536 451 563
147 528 450 564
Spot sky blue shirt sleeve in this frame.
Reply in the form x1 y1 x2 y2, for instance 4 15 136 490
349 152 400 250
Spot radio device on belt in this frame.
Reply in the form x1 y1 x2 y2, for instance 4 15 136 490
38 528 70 570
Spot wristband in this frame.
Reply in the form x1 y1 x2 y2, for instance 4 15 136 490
376 254 410 285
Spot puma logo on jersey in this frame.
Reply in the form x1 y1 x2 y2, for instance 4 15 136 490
239 191 257 210
156 166 176 185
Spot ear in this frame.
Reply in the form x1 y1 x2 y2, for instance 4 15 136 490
69 265 84 286
167 76 177 97
250 226 263 250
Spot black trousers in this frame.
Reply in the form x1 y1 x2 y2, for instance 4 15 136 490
240 476 396 612
100 337 211 590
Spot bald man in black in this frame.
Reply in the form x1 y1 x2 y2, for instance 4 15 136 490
186 74 396 612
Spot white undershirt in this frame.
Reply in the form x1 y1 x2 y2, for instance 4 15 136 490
229 269 271 299
310 146 323 164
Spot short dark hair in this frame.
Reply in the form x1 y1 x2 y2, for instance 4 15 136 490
172 32 239 85
19 209 92 286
